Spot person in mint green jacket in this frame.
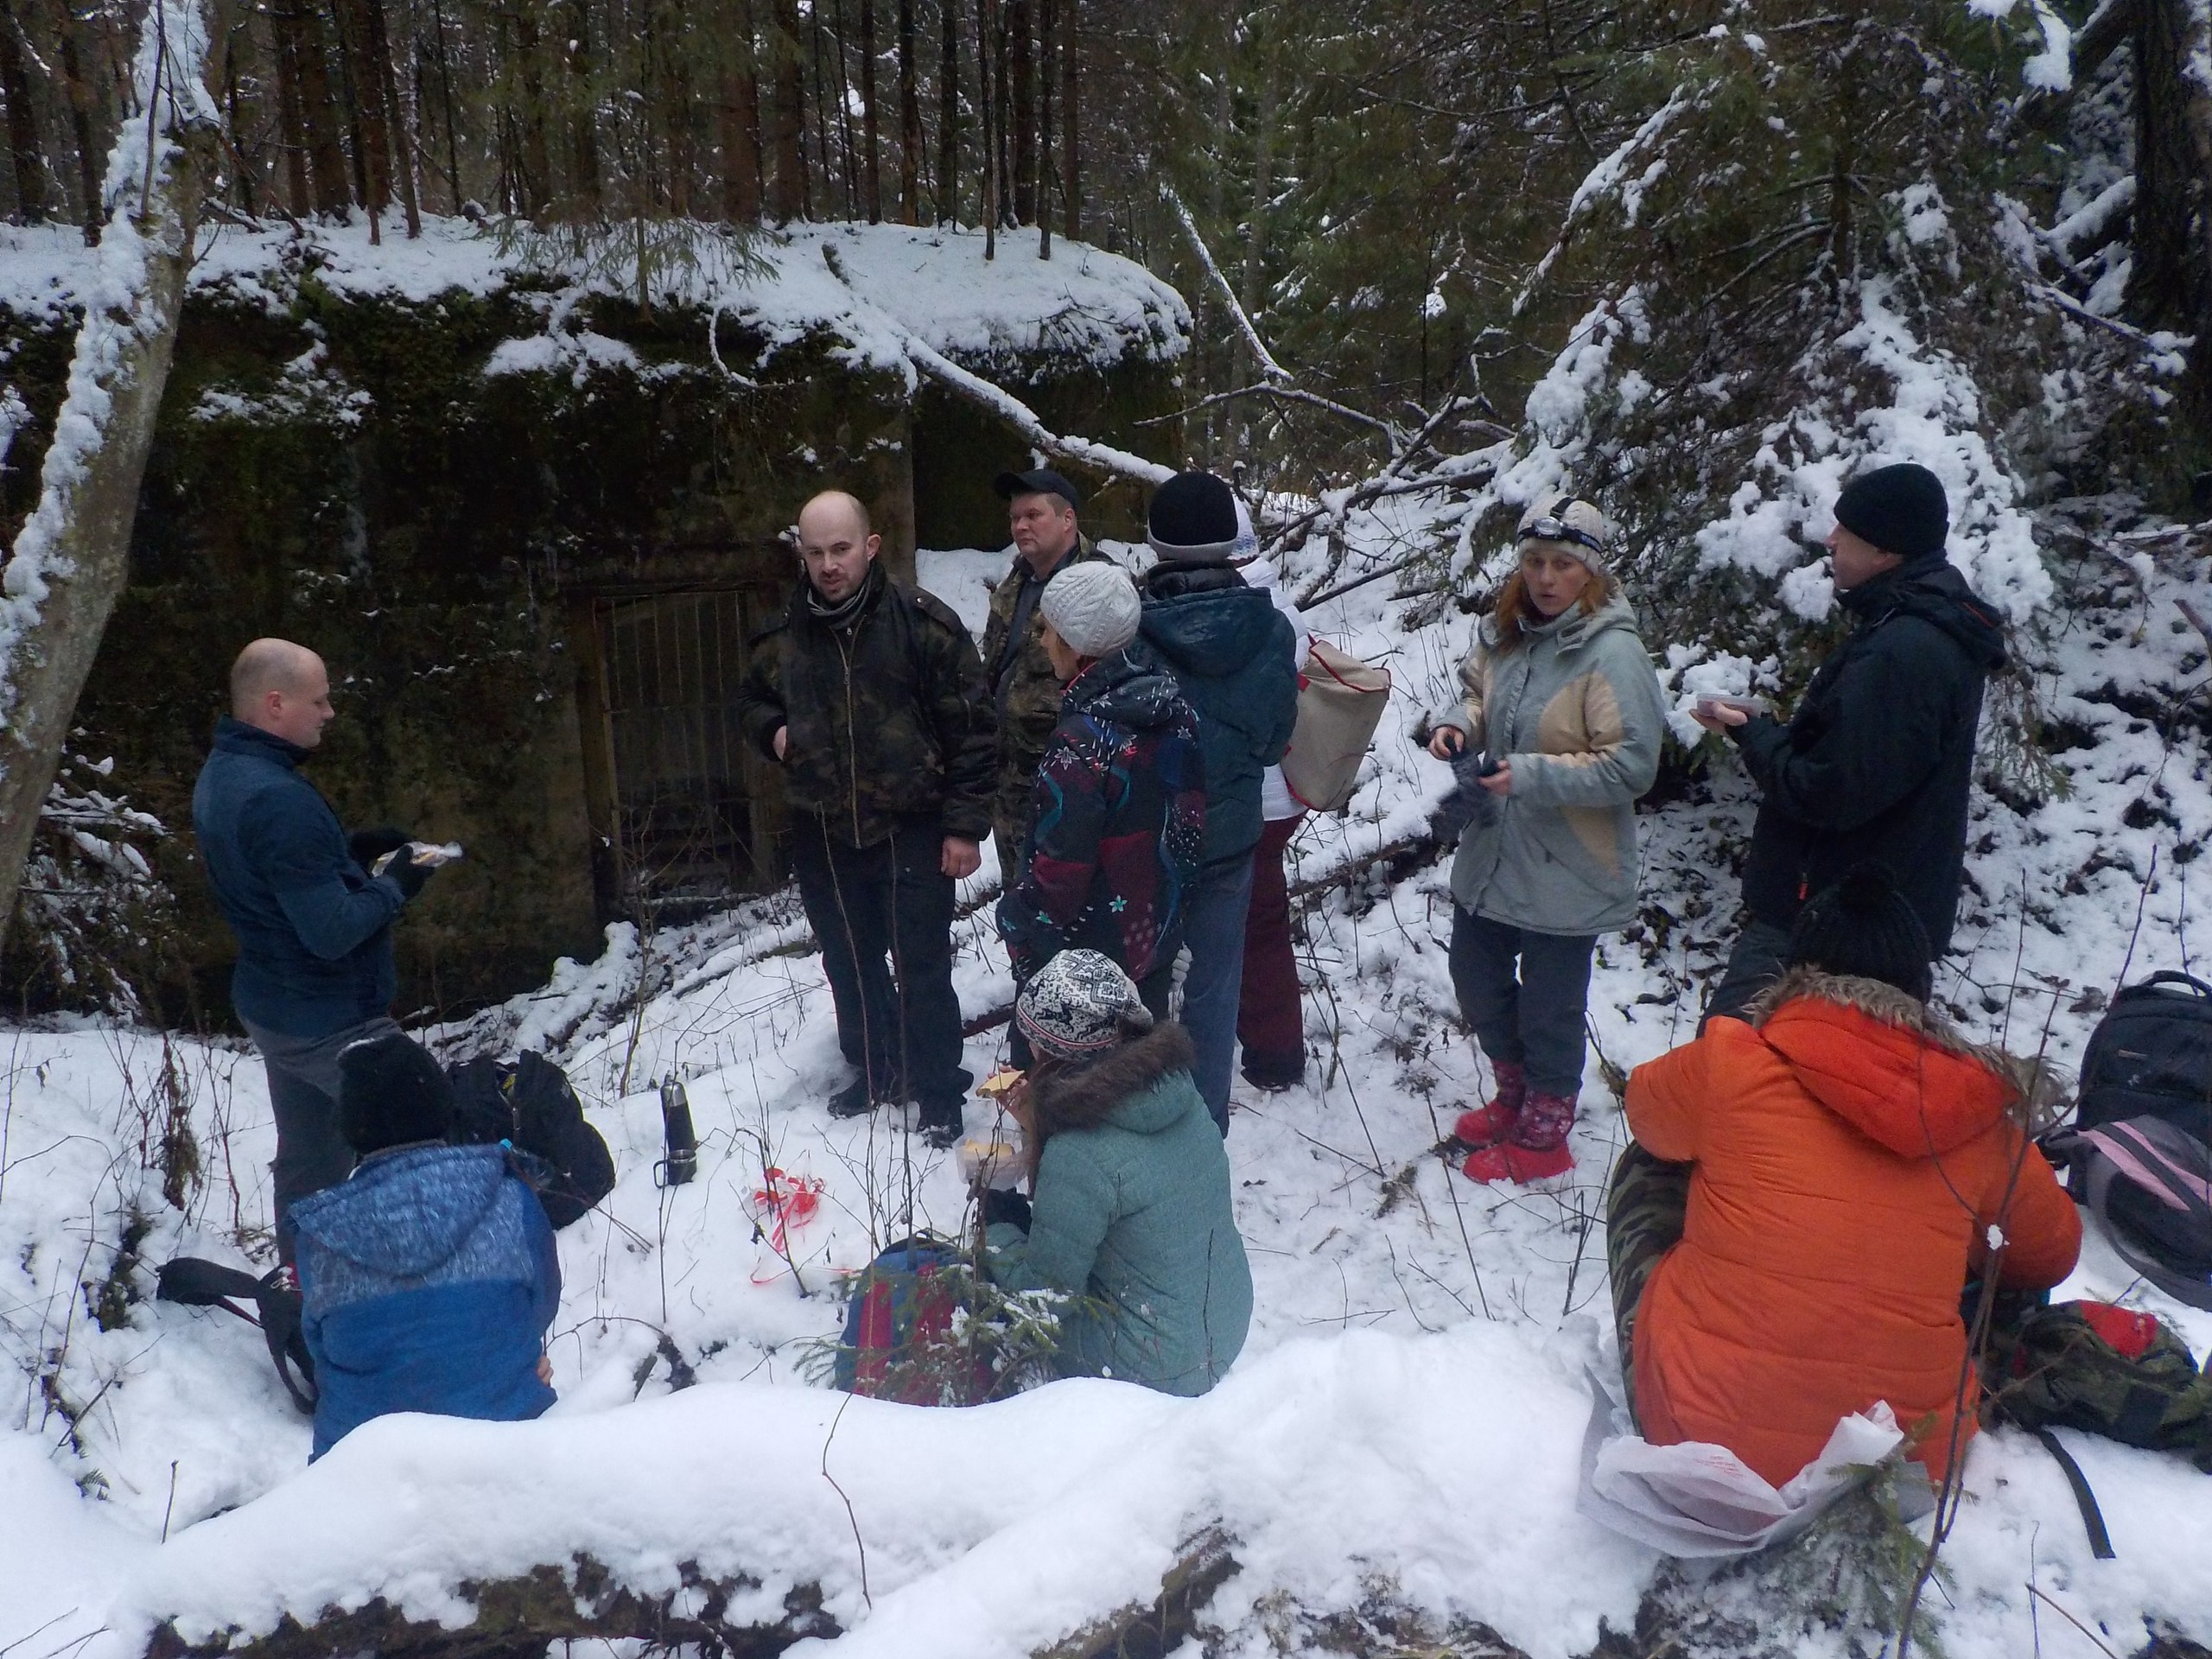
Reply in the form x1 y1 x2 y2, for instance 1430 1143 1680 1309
1426 494 1667 1189
983 950 1251 1395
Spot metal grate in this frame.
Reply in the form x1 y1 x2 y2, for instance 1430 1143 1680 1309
593 589 758 911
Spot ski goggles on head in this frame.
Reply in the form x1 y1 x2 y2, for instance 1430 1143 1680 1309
1516 514 1609 557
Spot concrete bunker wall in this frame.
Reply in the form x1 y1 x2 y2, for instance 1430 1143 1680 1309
2 269 1181 1023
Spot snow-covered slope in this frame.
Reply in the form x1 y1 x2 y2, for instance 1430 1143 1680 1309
2 497 2208 1656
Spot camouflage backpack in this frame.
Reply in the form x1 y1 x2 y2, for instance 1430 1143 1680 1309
1984 1300 2212 1472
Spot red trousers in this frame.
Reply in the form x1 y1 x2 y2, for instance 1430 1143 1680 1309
1236 814 1306 1080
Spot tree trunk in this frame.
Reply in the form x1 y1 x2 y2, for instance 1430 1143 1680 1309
51 1 104 244
766 0 804 222
825 2 855 215
1239 52 1276 395
718 0 763 221
977 0 995 255
1036 0 1052 257
267 0 312 216
1059 0 1077 238
360 0 420 235
2125 0 2212 427
937 0 956 223
860 0 879 221
508 3 556 218
565 0 601 213
0 0 213 959
334 0 391 236
896 0 917 223
0 0 51 223
429 0 464 211
1009 0 1031 223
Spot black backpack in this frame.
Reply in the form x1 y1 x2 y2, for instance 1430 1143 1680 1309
155 1258 317 1413
2077 970 2212 1135
448 1050 616 1230
2053 971 2212 1310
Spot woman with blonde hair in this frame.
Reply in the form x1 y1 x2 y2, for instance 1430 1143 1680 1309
1427 495 1667 1184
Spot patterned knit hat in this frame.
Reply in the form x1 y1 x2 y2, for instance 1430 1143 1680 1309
1786 861 1933 1002
1014 949 1154 1062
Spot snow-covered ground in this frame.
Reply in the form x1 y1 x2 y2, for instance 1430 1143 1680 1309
3 512 2209 1657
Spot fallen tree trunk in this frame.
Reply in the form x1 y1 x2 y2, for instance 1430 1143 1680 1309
0 0 214 952
143 1560 838 1659
141 1534 1241 1659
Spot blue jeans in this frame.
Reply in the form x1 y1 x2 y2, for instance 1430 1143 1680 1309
1182 850 1257 1133
1447 907 1596 1098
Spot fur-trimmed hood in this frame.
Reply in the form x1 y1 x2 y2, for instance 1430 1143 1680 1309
1032 1022 1198 1140
1747 966 2064 1154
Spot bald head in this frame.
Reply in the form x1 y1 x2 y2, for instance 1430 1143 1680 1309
795 491 880 607
798 490 872 542
230 639 334 748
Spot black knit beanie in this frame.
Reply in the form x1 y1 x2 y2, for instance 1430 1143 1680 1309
338 1033 456 1155
1833 463 1949 563
1785 862 1934 1001
1146 471 1241 564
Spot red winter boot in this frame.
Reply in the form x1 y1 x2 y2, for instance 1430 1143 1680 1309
1452 1061 1527 1148
1462 1089 1575 1184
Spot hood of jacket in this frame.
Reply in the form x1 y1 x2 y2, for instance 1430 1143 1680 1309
1480 590 1642 655
289 1142 507 1277
1747 967 2051 1155
1032 1022 1198 1138
1841 560 2006 671
1064 652 1186 730
1136 567 1281 676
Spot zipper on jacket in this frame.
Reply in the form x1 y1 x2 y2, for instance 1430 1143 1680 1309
836 628 862 847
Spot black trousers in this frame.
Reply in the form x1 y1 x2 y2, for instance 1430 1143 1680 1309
789 814 969 1111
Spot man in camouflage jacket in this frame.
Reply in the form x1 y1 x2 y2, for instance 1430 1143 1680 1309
735 491 995 1141
979 468 1117 886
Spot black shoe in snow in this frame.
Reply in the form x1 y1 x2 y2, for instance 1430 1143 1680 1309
917 1103 964 1150
827 1075 875 1118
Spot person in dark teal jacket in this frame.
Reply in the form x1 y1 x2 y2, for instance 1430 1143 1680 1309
984 950 1252 1395
192 639 439 1252
1126 472 1300 1132
289 1033 558 1459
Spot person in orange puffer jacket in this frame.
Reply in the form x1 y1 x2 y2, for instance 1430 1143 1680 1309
1611 862 2082 1488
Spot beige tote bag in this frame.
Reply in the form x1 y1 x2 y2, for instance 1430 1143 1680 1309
1280 637 1392 812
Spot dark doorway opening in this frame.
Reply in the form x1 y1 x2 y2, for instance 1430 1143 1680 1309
577 587 785 918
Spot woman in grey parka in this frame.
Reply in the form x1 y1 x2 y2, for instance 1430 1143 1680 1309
1427 495 1667 1185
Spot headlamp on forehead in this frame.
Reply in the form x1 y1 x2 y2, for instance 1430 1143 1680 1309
1516 515 1609 557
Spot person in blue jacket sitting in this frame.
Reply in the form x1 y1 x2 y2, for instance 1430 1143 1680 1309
288 1033 559 1459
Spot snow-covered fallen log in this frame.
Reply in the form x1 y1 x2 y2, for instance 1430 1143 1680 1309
0 0 214 948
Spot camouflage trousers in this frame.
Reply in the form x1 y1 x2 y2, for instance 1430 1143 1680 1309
1605 1141 1692 1427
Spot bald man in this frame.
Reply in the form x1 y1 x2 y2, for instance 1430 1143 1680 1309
734 492 996 1145
192 639 440 1261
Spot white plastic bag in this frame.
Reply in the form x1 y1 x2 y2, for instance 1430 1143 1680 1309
1575 1367 1934 1557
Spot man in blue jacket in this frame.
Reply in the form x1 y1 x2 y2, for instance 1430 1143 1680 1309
192 639 438 1257
290 1033 559 1459
1127 473 1300 1131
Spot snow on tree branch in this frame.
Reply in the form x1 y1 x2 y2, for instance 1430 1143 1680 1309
818 241 1173 489
1510 84 1698 320
1160 180 1293 385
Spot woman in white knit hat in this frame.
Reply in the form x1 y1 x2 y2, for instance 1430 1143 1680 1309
997 562 1207 1025
1425 493 1667 1185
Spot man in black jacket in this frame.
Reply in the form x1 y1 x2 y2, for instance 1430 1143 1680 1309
1695 463 2005 1020
734 491 996 1143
